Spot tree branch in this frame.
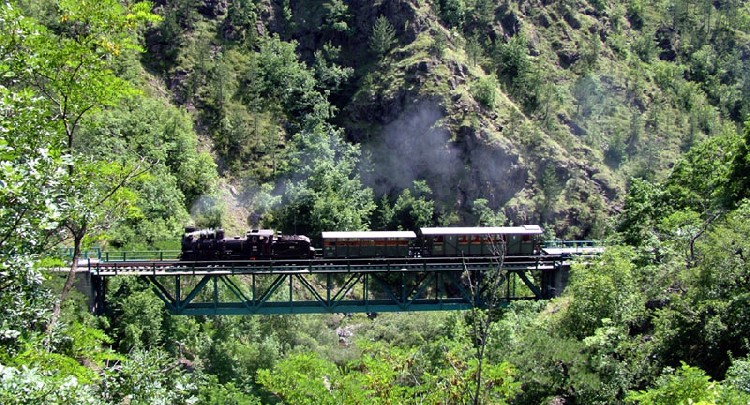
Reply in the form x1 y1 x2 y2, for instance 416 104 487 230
97 157 156 206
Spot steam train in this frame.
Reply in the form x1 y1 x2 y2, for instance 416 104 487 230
180 225 543 261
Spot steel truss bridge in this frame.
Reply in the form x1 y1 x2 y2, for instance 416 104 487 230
83 253 582 316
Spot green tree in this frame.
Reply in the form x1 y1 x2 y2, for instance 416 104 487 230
562 246 645 340
378 181 436 231
250 34 331 133
369 16 396 58
726 355 750 396
616 178 665 249
2 0 160 335
323 0 350 33
504 315 602 403
222 0 257 43
465 33 485 67
77 95 219 247
493 34 531 91
0 88 63 351
627 363 720 404
313 43 354 94
273 127 375 236
438 0 466 28
664 123 738 213
257 352 340 405
727 118 750 205
471 74 499 108
0 363 102 405
472 198 507 226
99 348 201 404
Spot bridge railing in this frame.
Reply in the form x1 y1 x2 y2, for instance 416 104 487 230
100 251 181 262
59 247 103 260
60 248 181 262
542 240 604 249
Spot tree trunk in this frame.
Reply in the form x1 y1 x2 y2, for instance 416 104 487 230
46 228 85 339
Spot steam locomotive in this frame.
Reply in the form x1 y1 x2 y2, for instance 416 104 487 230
180 225 543 261
180 227 315 261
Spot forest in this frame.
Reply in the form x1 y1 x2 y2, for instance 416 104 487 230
2 0 750 403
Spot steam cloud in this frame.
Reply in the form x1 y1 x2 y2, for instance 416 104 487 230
361 100 462 200
361 99 528 216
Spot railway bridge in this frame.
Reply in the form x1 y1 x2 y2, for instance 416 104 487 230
74 241 602 316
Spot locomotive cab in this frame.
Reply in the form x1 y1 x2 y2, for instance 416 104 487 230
246 229 274 258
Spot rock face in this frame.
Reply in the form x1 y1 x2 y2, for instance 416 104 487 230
198 0 227 17
655 26 677 61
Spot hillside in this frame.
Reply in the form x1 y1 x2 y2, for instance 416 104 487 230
4 1 750 403
142 0 748 239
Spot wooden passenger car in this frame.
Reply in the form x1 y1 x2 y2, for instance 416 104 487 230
321 231 417 258
419 225 543 256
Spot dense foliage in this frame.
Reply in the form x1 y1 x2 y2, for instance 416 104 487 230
2 0 750 403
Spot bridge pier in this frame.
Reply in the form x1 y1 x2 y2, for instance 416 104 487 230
74 271 106 315
540 262 570 299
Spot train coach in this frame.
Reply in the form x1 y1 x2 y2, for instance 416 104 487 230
321 231 417 258
320 226 543 259
419 225 543 257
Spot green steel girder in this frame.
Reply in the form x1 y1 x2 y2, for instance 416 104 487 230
86 255 569 315
140 267 551 316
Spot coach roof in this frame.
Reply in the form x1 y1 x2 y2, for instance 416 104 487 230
419 225 543 236
322 231 417 239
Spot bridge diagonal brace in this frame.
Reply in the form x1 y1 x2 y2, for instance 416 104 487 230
146 276 178 312
370 274 404 308
404 272 436 306
220 275 253 302
447 271 477 305
177 275 213 311
294 275 328 308
515 270 543 298
478 269 507 298
218 276 255 312
256 275 287 305
332 274 362 302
